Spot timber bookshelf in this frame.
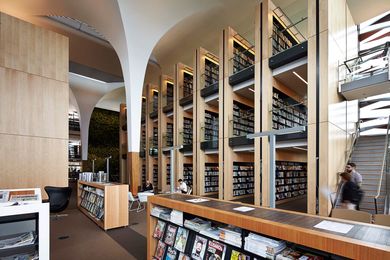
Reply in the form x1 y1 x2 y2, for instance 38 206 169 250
194 48 221 198
77 181 128 230
175 63 196 194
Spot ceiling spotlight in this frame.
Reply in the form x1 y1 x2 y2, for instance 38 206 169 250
248 88 255 93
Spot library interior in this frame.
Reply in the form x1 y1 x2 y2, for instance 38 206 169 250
1 0 390 259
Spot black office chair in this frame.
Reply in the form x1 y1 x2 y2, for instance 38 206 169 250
44 186 72 218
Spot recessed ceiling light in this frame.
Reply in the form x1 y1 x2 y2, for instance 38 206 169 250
293 71 308 85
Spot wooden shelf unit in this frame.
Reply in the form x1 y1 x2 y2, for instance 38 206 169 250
77 181 128 230
221 27 256 202
159 75 175 192
175 63 196 194
147 194 390 260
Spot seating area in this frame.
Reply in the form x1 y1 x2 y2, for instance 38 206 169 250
331 208 390 227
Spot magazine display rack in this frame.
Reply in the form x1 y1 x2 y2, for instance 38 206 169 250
77 181 128 230
0 199 49 260
147 194 390 259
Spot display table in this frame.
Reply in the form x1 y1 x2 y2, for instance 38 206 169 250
77 181 128 230
147 194 390 259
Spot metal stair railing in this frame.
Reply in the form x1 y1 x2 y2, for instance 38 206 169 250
330 121 360 214
374 116 390 214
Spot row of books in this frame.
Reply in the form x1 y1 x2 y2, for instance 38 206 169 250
153 164 159 187
205 164 219 193
142 164 146 184
232 162 254 197
166 82 174 105
152 92 159 114
183 72 193 97
275 161 307 202
232 102 255 136
183 164 193 186
204 111 219 141
272 89 307 130
232 42 255 74
165 123 174 147
166 164 171 185
204 59 219 87
183 117 193 145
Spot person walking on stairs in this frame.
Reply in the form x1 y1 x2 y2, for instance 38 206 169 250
345 162 363 210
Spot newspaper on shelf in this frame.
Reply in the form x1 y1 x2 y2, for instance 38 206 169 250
170 210 183 226
151 206 172 221
219 225 242 247
244 232 286 258
0 189 41 207
184 217 211 232
0 231 36 250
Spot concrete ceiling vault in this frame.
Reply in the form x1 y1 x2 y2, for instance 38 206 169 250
0 0 389 154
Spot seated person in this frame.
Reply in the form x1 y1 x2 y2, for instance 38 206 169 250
177 179 188 194
142 180 154 192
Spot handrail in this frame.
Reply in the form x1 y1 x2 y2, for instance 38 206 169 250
330 121 360 213
374 116 390 214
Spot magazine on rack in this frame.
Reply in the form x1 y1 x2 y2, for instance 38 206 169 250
230 249 250 260
205 240 226 260
164 225 178 246
191 235 207 260
177 252 190 260
154 240 167 260
173 227 189 252
165 246 178 260
153 220 167 240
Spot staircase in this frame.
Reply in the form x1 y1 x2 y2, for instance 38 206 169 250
350 135 387 214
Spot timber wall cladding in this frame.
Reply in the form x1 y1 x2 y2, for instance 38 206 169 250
0 13 69 195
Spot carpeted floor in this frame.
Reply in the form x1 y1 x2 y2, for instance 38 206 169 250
50 181 147 260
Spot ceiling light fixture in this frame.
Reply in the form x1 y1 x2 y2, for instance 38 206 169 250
69 72 107 84
292 146 308 151
293 71 308 85
248 88 255 93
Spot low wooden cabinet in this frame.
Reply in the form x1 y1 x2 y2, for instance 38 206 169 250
147 194 390 259
77 181 128 230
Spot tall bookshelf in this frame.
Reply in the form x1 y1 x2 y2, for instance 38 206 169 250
194 48 221 197
160 75 175 192
119 104 128 183
175 63 196 194
221 27 256 202
146 84 161 190
275 161 307 202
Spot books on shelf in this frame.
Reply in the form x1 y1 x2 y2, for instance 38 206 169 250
205 240 226 260
233 101 254 137
204 163 219 193
174 227 189 253
164 225 178 246
183 71 193 97
184 217 211 233
204 111 219 141
153 220 167 240
232 40 255 74
204 58 219 87
0 231 36 250
244 233 286 258
154 240 167 260
183 164 193 186
183 118 193 145
191 235 208 260
233 162 254 197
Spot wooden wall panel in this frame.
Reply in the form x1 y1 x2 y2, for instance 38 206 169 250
0 67 68 139
0 13 68 83
0 134 68 197
0 12 69 199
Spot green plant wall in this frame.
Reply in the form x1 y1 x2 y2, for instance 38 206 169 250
84 108 120 182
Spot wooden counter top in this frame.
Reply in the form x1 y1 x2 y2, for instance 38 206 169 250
148 194 390 259
78 180 126 189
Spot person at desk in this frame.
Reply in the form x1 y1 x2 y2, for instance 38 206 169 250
143 180 154 192
177 179 187 194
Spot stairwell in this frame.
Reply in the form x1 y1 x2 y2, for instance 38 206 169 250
350 135 387 214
